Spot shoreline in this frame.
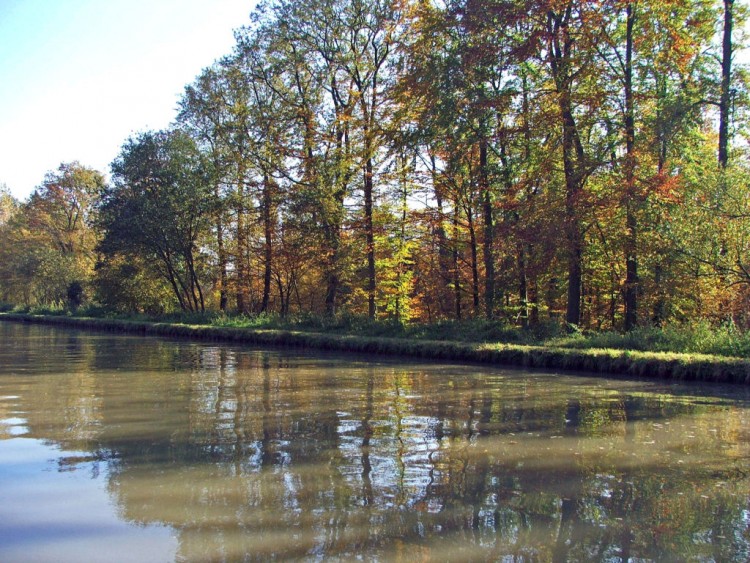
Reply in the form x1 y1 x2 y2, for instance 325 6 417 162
2 313 749 384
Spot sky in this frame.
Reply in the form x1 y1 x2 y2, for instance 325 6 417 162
2 2 747 202
0 0 255 200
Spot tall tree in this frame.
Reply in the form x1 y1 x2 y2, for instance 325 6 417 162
342 0 402 319
719 0 734 168
400 0 539 320
179 66 233 312
543 1 603 326
0 184 18 227
622 1 638 330
253 0 357 315
628 0 714 327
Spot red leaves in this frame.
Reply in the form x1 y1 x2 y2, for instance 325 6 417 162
644 171 683 205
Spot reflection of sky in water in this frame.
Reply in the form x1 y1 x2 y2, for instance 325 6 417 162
0 438 176 563
0 321 749 561
1 417 28 436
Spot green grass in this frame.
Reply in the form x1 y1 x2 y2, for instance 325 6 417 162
208 314 750 359
7 305 749 359
547 322 750 358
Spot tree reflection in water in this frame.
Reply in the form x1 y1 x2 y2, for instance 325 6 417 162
1 322 749 561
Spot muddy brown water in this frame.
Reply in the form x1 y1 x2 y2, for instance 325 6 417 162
1 321 749 561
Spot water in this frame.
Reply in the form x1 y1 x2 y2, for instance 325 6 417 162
1 321 749 562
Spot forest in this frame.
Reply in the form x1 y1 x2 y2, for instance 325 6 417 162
1 0 749 336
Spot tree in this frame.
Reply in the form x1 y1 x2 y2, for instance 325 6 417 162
260 0 403 318
0 183 16 226
3 0 745 332
179 66 233 312
542 0 610 327
0 163 104 307
399 0 540 321
26 162 104 257
99 131 214 312
248 0 356 315
719 0 735 168
340 0 403 319
0 186 22 304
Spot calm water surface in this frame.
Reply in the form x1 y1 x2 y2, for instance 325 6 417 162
1 321 749 562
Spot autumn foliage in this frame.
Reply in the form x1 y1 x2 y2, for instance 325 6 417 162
1 0 749 332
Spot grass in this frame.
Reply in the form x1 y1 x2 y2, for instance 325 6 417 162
547 323 750 358
212 314 750 359
2 308 749 384
5 304 750 357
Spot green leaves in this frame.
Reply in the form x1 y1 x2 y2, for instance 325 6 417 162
100 130 213 313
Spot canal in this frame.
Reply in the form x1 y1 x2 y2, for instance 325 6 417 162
1 321 749 561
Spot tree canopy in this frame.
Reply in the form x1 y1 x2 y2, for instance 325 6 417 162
2 0 749 332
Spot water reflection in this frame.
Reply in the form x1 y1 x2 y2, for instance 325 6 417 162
1 321 749 561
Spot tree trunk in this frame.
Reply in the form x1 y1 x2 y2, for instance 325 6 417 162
480 139 494 320
431 153 451 317
162 253 188 312
564 145 583 327
324 229 341 316
235 164 249 314
652 264 665 327
467 205 480 316
453 207 462 320
548 7 585 326
364 151 376 319
517 244 528 327
624 2 638 331
520 70 537 326
185 249 204 312
216 196 228 312
653 79 668 326
324 97 349 316
528 261 539 326
719 0 734 168
261 174 274 314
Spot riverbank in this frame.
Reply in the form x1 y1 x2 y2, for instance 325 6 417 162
3 312 750 384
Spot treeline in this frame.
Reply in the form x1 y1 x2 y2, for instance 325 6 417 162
1 0 749 331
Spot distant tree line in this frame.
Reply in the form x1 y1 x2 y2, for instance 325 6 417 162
1 0 749 331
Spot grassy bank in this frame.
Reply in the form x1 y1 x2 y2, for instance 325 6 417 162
2 312 750 385
7 304 750 355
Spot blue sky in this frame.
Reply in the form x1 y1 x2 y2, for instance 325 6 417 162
0 0 254 200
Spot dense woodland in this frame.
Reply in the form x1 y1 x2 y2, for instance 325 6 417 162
1 0 749 332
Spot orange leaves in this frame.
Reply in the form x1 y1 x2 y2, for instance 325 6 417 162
643 171 683 205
